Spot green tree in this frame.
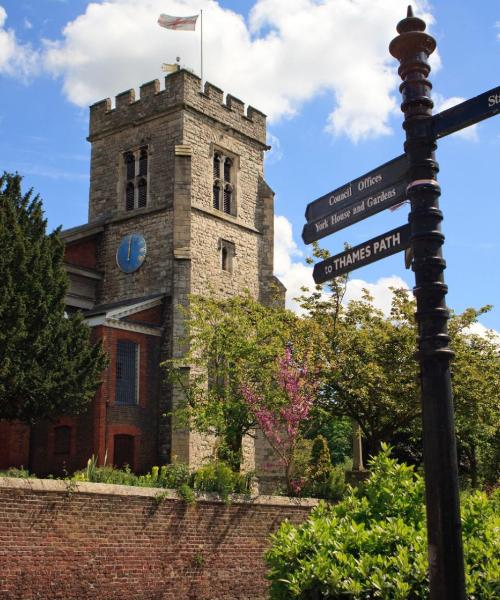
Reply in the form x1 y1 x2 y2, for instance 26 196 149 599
299 247 499 482
0 173 107 424
165 293 323 470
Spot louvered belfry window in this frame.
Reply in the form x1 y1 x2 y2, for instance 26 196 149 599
138 178 147 208
126 182 135 211
124 146 148 210
223 185 232 214
212 150 235 215
213 183 220 210
116 340 139 405
139 147 148 176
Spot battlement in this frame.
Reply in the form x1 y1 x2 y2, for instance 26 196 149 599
89 69 267 145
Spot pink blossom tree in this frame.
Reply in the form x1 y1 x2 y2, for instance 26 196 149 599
241 345 317 494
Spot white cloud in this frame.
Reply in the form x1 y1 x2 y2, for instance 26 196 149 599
464 321 500 344
342 275 409 315
433 94 479 141
265 131 283 164
41 0 436 142
0 6 37 77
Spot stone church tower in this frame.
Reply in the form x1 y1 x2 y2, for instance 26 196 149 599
9 69 283 477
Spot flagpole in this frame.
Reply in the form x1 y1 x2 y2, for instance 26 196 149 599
200 9 204 91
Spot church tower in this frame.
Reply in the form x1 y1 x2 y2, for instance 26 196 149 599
27 70 284 476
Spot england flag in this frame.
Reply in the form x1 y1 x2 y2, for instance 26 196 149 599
158 14 198 31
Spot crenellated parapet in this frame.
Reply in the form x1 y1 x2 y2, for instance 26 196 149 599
89 69 267 145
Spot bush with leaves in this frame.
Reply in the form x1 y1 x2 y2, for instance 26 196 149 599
266 445 500 599
300 436 346 502
192 460 253 502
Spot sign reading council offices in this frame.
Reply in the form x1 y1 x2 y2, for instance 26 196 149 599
305 154 408 222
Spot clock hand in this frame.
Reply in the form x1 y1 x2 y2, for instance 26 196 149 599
127 237 132 261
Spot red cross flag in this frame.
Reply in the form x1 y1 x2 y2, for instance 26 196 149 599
158 14 198 31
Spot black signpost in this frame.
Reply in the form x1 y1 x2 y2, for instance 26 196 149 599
302 5 499 599
389 8 466 599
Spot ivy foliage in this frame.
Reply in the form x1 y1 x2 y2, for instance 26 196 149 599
266 445 500 599
0 173 107 423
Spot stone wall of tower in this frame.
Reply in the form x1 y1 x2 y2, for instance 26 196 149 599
86 69 283 474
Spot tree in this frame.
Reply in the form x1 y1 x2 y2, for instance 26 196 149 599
241 345 317 493
0 173 107 424
165 293 323 470
299 258 500 483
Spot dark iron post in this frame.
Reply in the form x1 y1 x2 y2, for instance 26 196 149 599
389 7 466 599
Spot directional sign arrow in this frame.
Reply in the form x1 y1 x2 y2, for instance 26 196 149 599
313 224 411 283
305 154 408 223
302 180 407 245
433 85 500 139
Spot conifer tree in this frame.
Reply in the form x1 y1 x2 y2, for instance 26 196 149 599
0 173 107 423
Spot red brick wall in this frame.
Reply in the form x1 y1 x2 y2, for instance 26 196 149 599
0 421 29 470
64 237 98 269
0 479 316 600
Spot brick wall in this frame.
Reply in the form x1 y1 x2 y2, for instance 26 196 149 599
0 478 316 600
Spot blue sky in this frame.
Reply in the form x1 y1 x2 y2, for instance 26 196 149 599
0 0 499 331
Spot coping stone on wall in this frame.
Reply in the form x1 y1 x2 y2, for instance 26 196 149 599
0 477 319 508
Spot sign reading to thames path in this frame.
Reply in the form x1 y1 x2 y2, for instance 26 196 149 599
305 154 408 222
312 225 410 284
433 85 500 139
302 180 407 244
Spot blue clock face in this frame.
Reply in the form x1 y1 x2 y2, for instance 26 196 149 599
116 233 147 273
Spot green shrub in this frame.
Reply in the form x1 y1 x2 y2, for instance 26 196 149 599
266 445 500 599
300 436 347 502
73 462 139 486
193 460 253 502
0 467 33 478
137 462 191 489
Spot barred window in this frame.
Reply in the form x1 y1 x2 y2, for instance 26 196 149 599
116 340 139 405
125 152 135 179
223 185 232 214
54 426 71 455
223 158 232 182
213 183 220 210
139 147 148 176
138 178 147 208
126 183 135 211
213 153 221 179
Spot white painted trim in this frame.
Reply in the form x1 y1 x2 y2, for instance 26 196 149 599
84 315 162 337
107 296 163 320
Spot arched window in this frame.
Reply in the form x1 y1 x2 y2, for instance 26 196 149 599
126 182 135 211
125 152 135 179
213 183 220 210
213 153 221 179
223 185 232 214
139 147 148 176
224 158 232 182
138 178 147 208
